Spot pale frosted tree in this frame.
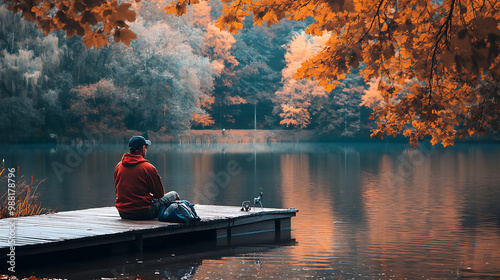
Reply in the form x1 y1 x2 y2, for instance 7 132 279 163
0 49 42 97
187 1 212 29
276 32 330 129
105 17 217 131
360 78 384 109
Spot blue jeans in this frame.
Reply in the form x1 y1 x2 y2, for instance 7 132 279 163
119 191 180 220
148 191 180 218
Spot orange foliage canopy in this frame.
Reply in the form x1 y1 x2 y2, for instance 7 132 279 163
7 0 500 146
5 0 137 48
164 0 500 146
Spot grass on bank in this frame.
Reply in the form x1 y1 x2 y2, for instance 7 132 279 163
0 164 58 219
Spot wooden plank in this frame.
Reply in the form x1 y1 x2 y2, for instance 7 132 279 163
0 205 297 258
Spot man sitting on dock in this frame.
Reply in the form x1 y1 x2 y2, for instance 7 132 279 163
114 136 180 220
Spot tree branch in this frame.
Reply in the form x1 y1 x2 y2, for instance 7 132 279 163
429 0 456 105
364 0 386 41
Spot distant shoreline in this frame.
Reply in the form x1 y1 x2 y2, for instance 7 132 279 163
148 129 328 144
148 129 500 145
3 129 500 145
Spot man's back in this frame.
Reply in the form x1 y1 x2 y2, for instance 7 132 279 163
114 153 165 213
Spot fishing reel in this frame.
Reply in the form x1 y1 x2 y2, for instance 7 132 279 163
241 201 251 212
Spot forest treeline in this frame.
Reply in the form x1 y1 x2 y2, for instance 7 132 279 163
1 0 390 143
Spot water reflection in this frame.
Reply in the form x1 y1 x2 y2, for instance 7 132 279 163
4 142 500 279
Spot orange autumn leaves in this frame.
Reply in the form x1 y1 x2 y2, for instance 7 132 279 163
6 0 137 48
165 0 500 146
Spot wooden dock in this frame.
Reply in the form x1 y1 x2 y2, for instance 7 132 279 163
0 205 297 262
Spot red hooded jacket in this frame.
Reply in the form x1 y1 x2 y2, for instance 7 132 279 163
114 153 165 213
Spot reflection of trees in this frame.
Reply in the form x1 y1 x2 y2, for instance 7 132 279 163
359 144 500 278
454 148 500 228
332 147 364 221
277 145 369 273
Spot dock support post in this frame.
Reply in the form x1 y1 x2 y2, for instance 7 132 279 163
134 234 143 252
226 227 232 245
275 219 281 241
216 223 233 246
275 218 291 241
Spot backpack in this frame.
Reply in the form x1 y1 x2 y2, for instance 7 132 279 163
158 200 201 223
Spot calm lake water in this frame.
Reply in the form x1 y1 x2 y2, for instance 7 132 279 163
3 142 500 279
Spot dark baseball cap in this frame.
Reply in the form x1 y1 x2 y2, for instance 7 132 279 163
128 136 152 149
